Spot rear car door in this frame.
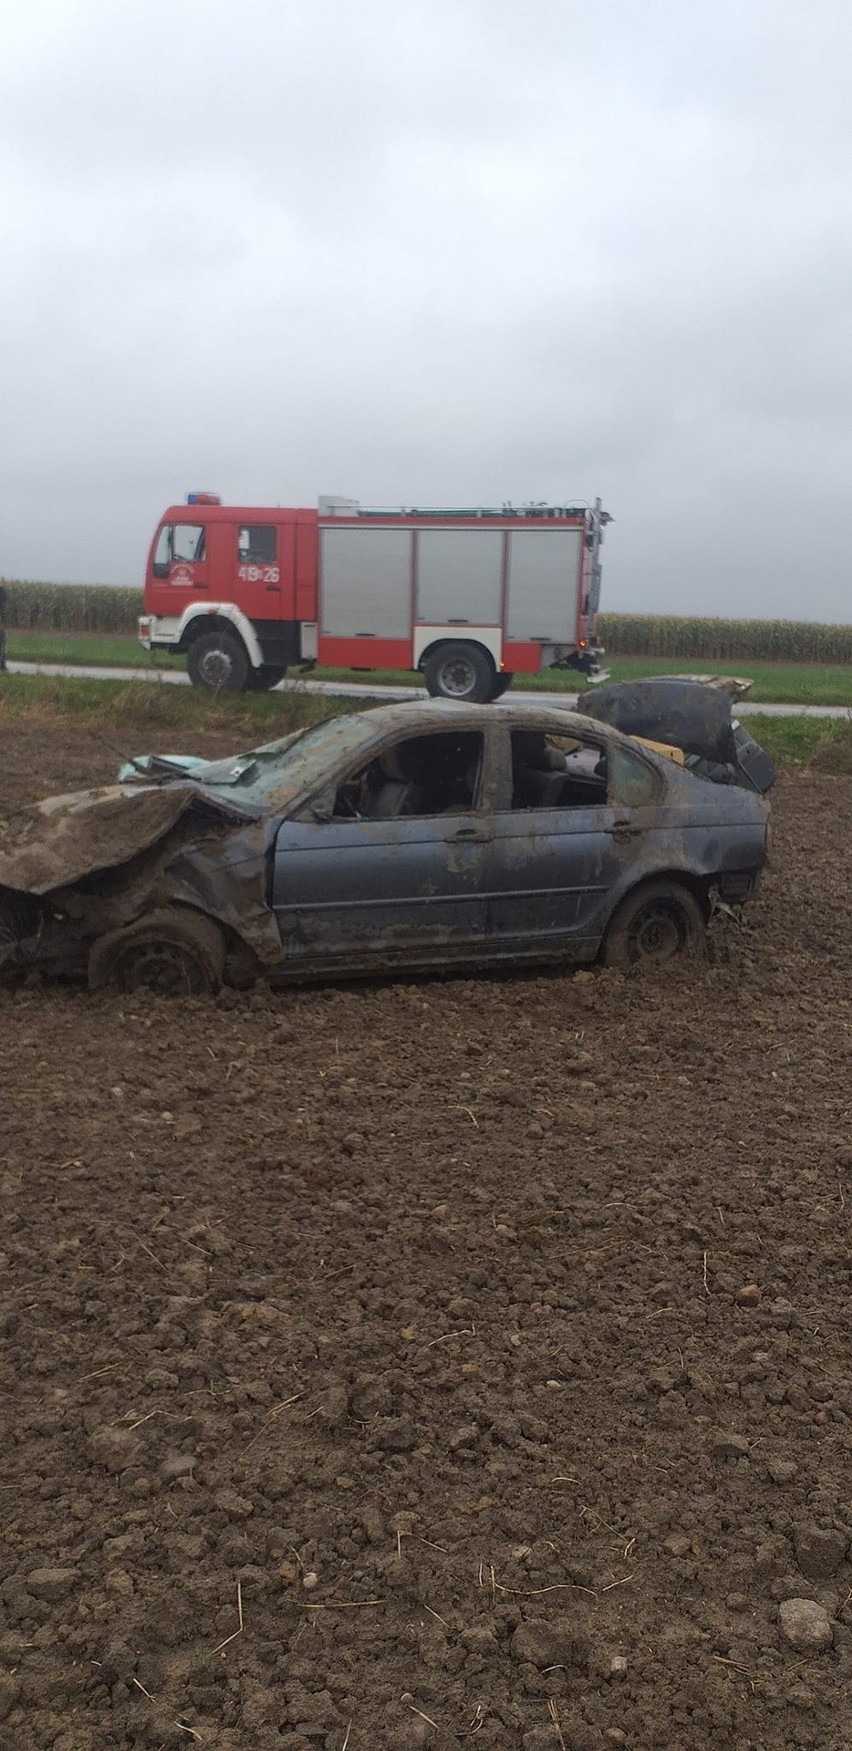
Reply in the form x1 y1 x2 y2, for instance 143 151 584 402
271 727 493 969
485 724 646 956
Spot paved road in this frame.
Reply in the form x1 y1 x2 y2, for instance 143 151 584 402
7 659 850 719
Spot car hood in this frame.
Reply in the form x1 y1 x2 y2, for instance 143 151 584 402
0 782 256 897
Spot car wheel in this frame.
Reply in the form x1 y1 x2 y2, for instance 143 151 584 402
186 631 250 692
0 889 37 986
423 642 495 703
246 664 286 691
88 908 226 996
602 880 706 969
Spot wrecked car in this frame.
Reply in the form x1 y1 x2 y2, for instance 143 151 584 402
576 676 776 794
0 701 770 995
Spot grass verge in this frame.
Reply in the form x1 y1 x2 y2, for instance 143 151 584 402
312 658 852 707
754 713 852 773
0 674 347 738
8 632 182 669
1 673 851 771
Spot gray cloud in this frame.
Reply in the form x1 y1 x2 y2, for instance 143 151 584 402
1 0 851 618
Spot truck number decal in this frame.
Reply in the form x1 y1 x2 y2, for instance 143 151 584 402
238 565 280 585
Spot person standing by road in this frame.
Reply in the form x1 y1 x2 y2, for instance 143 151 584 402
0 584 7 672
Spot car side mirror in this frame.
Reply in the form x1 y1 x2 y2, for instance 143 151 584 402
152 562 169 579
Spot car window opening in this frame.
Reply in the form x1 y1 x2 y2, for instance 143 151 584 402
511 730 608 809
333 731 484 820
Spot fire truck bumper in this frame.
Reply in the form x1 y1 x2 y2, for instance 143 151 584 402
138 615 181 651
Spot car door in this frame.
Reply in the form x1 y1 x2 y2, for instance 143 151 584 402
271 726 493 969
485 723 642 956
603 744 767 894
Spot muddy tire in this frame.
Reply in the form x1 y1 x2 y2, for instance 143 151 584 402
602 880 706 970
423 642 495 703
0 890 37 986
490 672 513 699
88 908 226 996
186 631 250 693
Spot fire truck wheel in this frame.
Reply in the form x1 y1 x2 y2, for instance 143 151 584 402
423 642 495 703
88 908 226 996
246 664 286 691
186 630 250 692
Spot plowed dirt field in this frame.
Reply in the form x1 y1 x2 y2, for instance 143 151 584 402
1 727 851 1751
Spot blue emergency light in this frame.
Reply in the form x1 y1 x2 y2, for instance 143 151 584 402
186 492 222 506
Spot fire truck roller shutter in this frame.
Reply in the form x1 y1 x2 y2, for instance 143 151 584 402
415 527 503 624
319 526 412 639
505 528 584 644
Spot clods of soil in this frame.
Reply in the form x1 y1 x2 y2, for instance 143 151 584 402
1 727 852 1750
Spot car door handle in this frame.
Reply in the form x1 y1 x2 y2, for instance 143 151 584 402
608 821 641 842
452 825 489 842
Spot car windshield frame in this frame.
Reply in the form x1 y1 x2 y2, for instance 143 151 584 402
186 713 382 807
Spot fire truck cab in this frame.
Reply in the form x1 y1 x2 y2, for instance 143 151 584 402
139 494 610 701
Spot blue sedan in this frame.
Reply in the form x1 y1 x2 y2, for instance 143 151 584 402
0 701 769 994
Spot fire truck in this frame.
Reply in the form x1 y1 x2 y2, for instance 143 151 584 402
139 494 611 701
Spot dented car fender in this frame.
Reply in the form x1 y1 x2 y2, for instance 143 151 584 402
0 783 254 897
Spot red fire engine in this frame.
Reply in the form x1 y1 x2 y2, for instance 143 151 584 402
139 494 611 701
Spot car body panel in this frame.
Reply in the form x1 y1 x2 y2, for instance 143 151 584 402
484 804 622 951
273 814 491 962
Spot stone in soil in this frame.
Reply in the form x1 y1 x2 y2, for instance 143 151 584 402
778 1598 834 1651
794 1523 848 1580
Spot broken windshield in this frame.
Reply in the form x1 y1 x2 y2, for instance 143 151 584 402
188 713 381 805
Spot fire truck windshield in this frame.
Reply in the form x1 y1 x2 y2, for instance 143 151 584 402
153 523 206 572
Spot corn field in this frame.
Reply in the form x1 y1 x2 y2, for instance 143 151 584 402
3 579 852 664
597 613 852 663
3 581 142 635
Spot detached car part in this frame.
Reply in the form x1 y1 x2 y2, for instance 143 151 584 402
576 678 775 794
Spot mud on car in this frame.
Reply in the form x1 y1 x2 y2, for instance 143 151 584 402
0 700 770 995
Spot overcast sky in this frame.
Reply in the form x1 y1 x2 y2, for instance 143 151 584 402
1 0 851 617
